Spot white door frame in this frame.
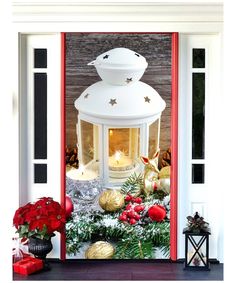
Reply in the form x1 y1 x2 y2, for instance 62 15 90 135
178 33 223 261
10 1 223 261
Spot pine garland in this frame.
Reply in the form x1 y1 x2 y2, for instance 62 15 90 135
66 173 170 258
113 238 154 259
66 211 170 258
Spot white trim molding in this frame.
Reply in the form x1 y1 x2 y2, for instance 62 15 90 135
12 2 223 24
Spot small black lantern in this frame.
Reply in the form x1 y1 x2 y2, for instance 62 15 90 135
183 212 211 270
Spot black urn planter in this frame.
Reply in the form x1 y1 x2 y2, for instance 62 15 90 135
28 236 53 270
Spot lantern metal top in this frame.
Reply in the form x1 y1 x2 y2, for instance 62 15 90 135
89 47 148 70
74 81 166 120
88 47 148 85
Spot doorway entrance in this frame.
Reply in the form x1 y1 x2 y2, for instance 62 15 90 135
62 32 178 260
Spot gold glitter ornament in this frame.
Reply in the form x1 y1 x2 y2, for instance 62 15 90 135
99 189 125 211
158 166 171 194
159 166 170 179
85 241 115 259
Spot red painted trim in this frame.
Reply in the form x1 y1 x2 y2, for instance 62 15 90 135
60 32 179 261
60 32 66 261
170 32 179 261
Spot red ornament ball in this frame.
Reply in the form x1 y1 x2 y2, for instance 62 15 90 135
65 196 74 219
148 205 166 222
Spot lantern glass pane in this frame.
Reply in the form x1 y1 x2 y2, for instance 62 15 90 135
148 119 160 158
80 120 99 176
187 235 207 267
108 128 140 181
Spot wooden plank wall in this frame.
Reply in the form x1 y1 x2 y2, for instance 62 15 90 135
66 33 171 154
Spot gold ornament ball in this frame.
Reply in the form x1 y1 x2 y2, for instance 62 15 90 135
159 178 170 194
159 166 171 179
85 241 115 259
99 189 124 211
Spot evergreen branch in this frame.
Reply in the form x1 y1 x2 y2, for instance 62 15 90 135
121 173 144 196
113 238 153 259
66 198 171 257
138 241 144 259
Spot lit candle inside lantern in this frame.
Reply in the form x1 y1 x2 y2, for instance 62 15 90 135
66 164 98 181
114 151 121 165
78 164 85 176
109 151 134 171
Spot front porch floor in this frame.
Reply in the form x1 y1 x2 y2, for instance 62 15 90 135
13 260 223 281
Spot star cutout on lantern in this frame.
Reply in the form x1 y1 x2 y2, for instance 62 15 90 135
144 96 151 103
84 93 90 99
135 53 140 57
103 54 109 59
109 98 117 106
126 78 133 84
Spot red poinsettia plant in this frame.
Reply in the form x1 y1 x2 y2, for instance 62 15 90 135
13 197 66 240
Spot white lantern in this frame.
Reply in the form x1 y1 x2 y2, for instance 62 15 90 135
74 48 166 187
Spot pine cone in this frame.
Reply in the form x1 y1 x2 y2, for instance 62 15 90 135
160 148 171 168
65 146 79 169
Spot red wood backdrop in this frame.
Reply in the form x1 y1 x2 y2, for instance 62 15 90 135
60 32 178 261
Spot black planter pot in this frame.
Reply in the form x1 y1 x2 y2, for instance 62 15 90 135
28 236 53 270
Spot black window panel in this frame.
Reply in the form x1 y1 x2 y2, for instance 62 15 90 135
192 73 205 159
34 73 47 159
34 164 47 183
192 164 205 184
192 49 205 68
34 49 47 68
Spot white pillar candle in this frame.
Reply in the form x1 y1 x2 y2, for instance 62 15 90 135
109 151 133 170
66 167 98 181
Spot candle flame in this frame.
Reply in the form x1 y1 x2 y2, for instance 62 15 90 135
114 151 121 164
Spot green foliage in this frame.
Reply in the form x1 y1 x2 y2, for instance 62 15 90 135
66 209 170 258
66 173 171 258
155 190 168 201
113 238 153 259
121 173 144 196
144 222 170 245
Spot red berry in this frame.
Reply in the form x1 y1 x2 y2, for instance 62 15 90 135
133 197 142 204
134 204 145 213
126 203 132 210
119 215 123 221
125 194 133 202
127 210 136 219
119 214 127 221
134 213 141 220
129 218 137 225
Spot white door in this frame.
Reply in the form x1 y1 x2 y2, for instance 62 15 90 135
178 34 223 262
19 34 62 258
